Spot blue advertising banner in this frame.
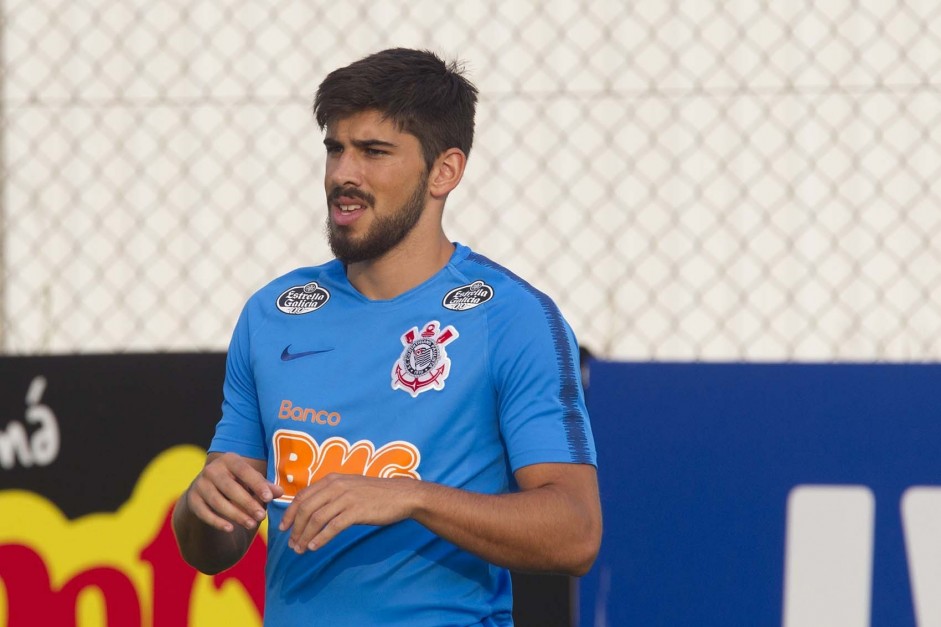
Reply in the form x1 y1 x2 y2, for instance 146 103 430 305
580 361 941 627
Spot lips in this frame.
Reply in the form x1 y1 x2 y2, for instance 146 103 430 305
331 194 368 226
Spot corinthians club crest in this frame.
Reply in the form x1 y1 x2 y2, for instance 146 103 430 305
391 320 459 397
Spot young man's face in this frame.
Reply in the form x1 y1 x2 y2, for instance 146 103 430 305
323 109 429 264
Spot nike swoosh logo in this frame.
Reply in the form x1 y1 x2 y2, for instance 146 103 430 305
281 345 334 361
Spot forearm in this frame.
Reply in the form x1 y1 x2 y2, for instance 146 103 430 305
171 487 256 575
410 474 601 576
172 451 277 574
280 463 601 574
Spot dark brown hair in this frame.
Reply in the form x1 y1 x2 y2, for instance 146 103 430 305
314 48 478 170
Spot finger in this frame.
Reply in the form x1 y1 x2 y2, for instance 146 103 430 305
284 490 328 549
280 501 297 532
279 481 324 531
186 484 238 532
279 492 303 531
269 482 286 500
283 481 340 548
197 474 264 529
227 458 277 503
291 499 345 553
305 509 352 551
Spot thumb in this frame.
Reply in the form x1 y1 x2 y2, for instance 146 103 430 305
268 482 286 499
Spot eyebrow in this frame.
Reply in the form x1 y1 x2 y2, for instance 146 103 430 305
323 137 398 150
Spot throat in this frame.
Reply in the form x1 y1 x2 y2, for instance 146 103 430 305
346 238 455 300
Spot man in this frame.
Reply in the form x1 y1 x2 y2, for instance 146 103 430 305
173 47 601 626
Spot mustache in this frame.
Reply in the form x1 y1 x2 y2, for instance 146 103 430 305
328 186 375 206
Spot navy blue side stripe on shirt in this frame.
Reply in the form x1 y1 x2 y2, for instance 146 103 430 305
466 252 593 463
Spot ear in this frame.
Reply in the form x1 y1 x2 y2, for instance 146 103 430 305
428 148 467 199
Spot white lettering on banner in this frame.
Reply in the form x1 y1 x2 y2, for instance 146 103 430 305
782 485 875 627
902 487 941 627
0 376 60 469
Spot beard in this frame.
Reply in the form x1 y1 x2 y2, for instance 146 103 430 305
326 173 429 264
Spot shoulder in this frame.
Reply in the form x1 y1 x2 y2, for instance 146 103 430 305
226 260 344 356
245 259 344 312
452 245 563 323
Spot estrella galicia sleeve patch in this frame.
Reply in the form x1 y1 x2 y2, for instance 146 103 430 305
441 280 494 311
276 281 330 314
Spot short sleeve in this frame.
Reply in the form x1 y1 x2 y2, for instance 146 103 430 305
209 302 268 460
491 295 596 472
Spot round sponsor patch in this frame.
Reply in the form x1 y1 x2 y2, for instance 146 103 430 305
276 281 330 315
441 280 494 311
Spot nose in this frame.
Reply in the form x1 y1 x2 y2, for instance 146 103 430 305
326 149 363 189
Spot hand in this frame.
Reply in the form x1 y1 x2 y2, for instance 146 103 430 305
186 452 284 533
279 474 421 553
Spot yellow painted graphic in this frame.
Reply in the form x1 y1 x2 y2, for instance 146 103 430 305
0 445 267 627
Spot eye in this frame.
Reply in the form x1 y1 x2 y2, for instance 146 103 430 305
325 144 342 155
365 147 387 156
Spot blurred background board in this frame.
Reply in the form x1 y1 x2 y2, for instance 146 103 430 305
581 360 941 626
0 354 574 627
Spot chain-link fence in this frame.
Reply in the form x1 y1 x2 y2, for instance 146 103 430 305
2 1 941 360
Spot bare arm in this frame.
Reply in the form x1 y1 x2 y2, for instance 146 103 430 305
280 462 602 576
415 463 601 575
172 452 283 575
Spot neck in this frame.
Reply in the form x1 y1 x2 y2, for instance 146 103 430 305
346 230 454 300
